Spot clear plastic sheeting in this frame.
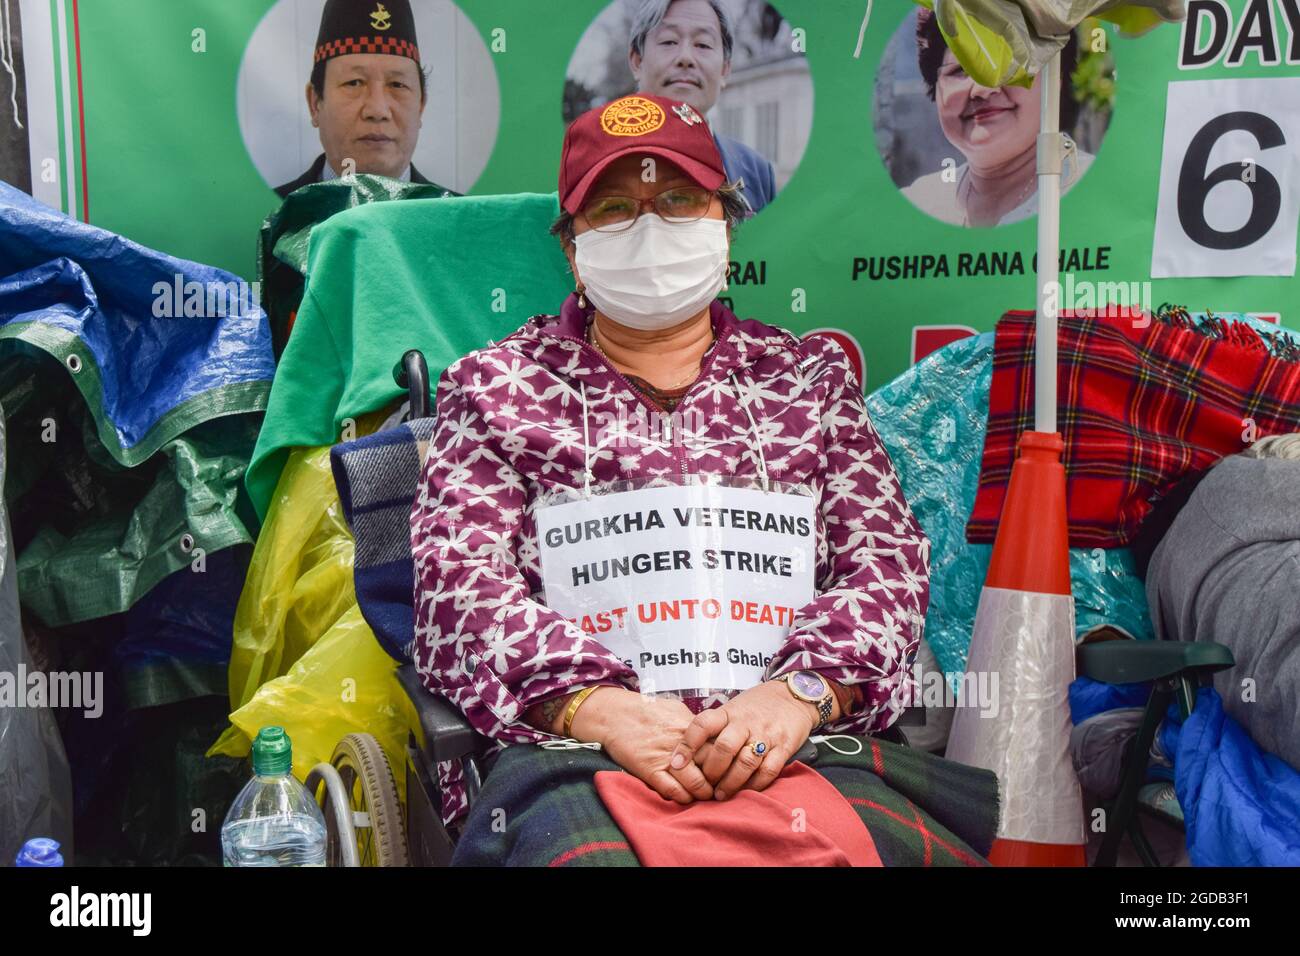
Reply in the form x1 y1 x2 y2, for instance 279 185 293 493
0 406 73 864
865 332 1153 683
946 587 1086 845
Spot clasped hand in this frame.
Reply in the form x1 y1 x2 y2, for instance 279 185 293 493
576 681 819 804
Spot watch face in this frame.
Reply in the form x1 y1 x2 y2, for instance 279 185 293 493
791 671 826 699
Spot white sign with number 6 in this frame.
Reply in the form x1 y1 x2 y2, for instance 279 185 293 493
1152 78 1300 278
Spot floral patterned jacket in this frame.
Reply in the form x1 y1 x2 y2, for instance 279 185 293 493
410 294 930 826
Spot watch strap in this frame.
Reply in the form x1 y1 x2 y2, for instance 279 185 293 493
814 694 834 728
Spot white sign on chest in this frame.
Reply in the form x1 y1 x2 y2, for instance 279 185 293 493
537 482 816 694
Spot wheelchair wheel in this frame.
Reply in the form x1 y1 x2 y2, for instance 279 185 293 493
322 733 408 867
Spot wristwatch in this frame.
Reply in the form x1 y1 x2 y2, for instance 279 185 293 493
775 671 835 728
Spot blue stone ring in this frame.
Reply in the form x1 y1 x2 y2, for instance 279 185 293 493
750 740 768 757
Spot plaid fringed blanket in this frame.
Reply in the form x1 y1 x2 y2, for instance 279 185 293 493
967 308 1300 548
330 414 435 661
450 738 998 867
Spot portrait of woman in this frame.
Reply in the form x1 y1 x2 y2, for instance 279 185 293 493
880 8 1109 229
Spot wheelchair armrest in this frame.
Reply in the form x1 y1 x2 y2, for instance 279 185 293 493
1077 640 1234 685
896 706 925 726
396 664 484 764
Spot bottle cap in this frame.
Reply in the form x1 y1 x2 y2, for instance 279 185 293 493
252 726 293 776
15 838 64 867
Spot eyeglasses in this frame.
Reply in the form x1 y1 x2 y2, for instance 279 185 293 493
579 185 715 233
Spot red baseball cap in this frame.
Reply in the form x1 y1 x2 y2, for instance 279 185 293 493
559 93 726 215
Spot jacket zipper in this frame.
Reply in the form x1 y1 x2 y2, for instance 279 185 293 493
662 416 691 482
554 330 732 483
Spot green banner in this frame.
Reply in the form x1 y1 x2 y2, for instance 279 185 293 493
5 0 1298 386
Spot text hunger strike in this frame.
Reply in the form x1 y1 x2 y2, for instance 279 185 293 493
569 549 795 586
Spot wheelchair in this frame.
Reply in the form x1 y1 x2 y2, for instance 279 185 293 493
306 350 1232 868
1076 637 1234 867
302 348 497 867
305 661 491 867
315 666 929 867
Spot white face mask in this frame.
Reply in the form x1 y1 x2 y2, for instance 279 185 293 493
573 214 729 331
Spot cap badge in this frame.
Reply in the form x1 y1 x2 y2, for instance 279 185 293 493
370 3 392 30
600 96 666 137
672 103 704 126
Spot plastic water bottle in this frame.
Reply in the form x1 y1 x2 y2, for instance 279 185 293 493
15 838 64 867
221 726 327 867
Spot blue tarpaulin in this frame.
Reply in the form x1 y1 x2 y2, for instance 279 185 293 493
0 182 273 626
0 181 273 462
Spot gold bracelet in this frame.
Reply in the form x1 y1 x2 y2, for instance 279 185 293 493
562 685 603 739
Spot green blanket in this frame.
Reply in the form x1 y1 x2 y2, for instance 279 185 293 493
244 192 575 523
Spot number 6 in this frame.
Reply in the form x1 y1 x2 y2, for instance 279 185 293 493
1177 111 1285 251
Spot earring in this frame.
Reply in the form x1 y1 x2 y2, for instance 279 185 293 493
577 288 587 309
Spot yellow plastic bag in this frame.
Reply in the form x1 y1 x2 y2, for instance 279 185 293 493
214 604 417 799
209 405 411 785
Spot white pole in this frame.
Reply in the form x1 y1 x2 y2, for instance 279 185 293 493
1035 53 1063 434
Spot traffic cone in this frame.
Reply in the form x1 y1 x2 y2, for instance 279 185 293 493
945 431 1086 866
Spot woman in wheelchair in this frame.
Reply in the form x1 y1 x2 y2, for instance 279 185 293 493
409 93 998 866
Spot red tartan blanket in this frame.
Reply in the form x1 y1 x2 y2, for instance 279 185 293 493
967 308 1300 548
